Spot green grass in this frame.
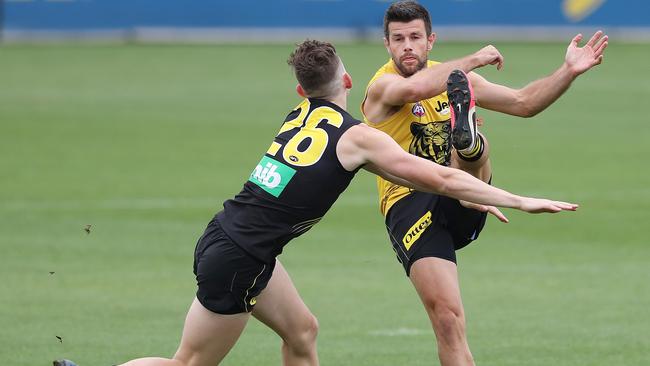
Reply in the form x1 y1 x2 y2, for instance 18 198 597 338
1 41 648 365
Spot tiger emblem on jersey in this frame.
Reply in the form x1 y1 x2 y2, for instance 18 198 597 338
409 120 451 166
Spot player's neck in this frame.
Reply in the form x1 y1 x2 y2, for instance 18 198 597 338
326 93 347 111
306 90 347 111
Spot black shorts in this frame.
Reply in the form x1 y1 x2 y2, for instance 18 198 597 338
385 191 488 276
193 217 275 315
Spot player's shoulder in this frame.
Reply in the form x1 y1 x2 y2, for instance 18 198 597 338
337 124 366 158
371 72 403 86
367 60 400 85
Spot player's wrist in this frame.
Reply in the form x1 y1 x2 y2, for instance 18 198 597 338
467 52 482 70
560 61 581 79
511 195 525 211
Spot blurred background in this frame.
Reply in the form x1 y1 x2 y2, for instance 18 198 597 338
3 0 650 42
1 1 649 365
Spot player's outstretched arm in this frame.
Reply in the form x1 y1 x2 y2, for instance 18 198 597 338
337 124 578 215
471 30 608 118
365 45 503 111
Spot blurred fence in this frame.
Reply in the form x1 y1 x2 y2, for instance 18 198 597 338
3 0 650 42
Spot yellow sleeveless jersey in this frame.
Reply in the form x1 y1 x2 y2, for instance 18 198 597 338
362 60 452 216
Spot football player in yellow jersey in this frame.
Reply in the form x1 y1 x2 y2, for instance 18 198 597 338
361 2 608 366
57 41 578 366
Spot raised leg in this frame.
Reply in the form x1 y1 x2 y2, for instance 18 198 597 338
450 132 491 183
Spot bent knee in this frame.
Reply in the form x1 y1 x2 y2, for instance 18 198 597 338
285 314 319 349
424 302 466 338
297 314 319 342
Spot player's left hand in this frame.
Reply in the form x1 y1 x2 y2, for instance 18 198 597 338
565 30 608 76
459 200 509 223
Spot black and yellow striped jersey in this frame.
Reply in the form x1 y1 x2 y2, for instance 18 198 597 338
217 98 361 262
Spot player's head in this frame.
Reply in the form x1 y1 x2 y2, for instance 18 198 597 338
383 1 436 77
287 39 352 99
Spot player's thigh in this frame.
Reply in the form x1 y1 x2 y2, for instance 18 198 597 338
172 298 251 366
252 260 316 338
409 257 464 313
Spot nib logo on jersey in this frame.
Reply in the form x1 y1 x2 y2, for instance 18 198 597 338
249 156 297 197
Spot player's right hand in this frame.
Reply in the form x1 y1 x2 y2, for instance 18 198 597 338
473 45 504 70
565 30 608 76
518 197 579 214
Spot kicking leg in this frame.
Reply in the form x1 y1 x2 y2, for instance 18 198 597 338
450 132 491 183
252 261 319 366
119 298 250 366
448 69 491 184
409 257 474 366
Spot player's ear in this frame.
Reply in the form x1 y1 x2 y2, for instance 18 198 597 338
296 84 307 98
383 37 390 52
343 73 353 90
427 32 436 51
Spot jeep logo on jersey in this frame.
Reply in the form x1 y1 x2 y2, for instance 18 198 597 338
412 102 426 117
249 156 296 197
435 100 450 115
403 211 433 250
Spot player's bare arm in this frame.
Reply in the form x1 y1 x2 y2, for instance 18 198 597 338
470 30 608 117
337 123 578 214
363 45 503 123
350 148 509 222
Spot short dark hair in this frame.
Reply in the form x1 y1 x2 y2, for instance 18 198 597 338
287 40 340 96
383 1 432 38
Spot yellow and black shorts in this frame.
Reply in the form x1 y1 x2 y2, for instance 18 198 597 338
385 190 487 276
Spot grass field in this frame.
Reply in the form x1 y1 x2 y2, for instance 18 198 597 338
1 41 649 366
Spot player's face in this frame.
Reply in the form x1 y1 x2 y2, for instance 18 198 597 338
385 19 435 77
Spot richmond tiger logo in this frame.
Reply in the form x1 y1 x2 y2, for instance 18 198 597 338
409 121 451 166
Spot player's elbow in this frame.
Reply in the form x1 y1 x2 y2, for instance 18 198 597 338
423 170 450 196
514 94 539 118
519 104 540 118
434 181 450 196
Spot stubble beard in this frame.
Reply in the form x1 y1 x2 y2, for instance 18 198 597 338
393 54 427 77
